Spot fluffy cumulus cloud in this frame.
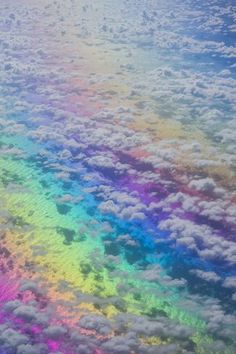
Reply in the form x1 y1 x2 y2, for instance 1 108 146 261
78 314 113 335
191 269 221 283
158 213 236 258
223 276 236 289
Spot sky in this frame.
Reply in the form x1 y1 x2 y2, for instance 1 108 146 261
0 0 235 353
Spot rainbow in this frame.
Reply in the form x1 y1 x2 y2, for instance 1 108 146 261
0 0 235 353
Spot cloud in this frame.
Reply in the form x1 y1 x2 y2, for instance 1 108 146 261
101 332 139 354
43 325 67 339
16 344 46 354
4 301 49 326
223 276 236 289
0 328 29 350
19 280 44 296
78 314 113 335
191 269 221 283
159 215 236 265
99 200 120 215
188 177 217 194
